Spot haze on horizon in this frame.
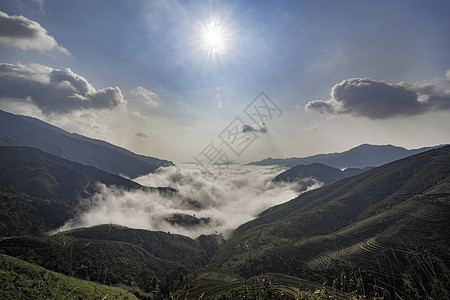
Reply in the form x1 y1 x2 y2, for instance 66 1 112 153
1 0 450 164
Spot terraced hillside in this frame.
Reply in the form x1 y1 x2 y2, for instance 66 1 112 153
212 145 450 298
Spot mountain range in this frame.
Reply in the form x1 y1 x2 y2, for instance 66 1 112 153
249 143 443 169
0 110 448 299
0 110 173 178
274 162 373 186
1 143 448 298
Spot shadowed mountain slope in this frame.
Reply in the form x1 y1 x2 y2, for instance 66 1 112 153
0 110 173 177
0 146 172 236
213 145 450 298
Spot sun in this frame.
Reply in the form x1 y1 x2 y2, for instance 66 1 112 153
199 18 230 58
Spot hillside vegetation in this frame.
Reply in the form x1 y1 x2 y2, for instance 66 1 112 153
213 145 450 298
1 145 449 298
0 253 138 300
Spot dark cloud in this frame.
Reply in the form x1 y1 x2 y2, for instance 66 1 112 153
0 63 126 114
135 132 148 138
242 123 268 134
306 77 450 119
0 11 68 54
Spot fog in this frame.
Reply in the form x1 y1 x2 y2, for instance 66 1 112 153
57 164 322 238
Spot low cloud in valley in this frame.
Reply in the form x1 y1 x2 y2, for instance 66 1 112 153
57 164 322 238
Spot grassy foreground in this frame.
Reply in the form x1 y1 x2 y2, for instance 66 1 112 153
0 253 138 300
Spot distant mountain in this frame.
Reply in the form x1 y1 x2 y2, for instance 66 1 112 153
0 110 173 178
274 162 373 185
249 143 443 169
0 146 170 236
213 145 450 298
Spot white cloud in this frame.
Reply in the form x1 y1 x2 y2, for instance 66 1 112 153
0 10 68 54
306 77 450 119
129 86 159 107
0 63 126 114
56 164 322 238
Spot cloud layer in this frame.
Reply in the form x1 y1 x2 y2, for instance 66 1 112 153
306 77 450 119
57 164 322 238
0 63 125 114
0 11 68 54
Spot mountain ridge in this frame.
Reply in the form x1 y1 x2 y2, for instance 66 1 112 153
249 143 444 169
0 109 173 178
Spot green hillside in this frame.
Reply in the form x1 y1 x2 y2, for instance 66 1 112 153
0 231 189 296
212 146 450 298
0 253 138 300
1 145 449 298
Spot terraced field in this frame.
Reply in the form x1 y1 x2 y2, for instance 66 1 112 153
306 237 384 270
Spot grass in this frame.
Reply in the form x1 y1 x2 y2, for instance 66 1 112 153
0 253 138 299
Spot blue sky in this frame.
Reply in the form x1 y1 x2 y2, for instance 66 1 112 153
1 0 450 163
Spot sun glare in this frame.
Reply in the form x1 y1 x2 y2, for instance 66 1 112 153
199 19 230 58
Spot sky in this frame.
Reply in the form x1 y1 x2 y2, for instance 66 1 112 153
1 0 450 164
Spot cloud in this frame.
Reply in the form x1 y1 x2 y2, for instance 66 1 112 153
56 164 322 238
306 77 450 119
0 63 126 114
129 86 159 107
0 11 68 54
135 132 148 138
242 123 267 134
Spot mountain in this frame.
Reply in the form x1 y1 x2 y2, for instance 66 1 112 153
274 162 372 185
213 145 450 298
0 146 172 236
249 143 442 169
1 145 449 298
0 110 173 178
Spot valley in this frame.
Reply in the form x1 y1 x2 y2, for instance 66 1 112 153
0 113 448 299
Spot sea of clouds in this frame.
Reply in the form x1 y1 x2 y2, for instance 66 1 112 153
57 164 322 238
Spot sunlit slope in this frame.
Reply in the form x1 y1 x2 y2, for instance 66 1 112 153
212 146 450 293
0 253 138 300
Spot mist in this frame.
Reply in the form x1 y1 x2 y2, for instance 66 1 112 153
57 164 323 238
